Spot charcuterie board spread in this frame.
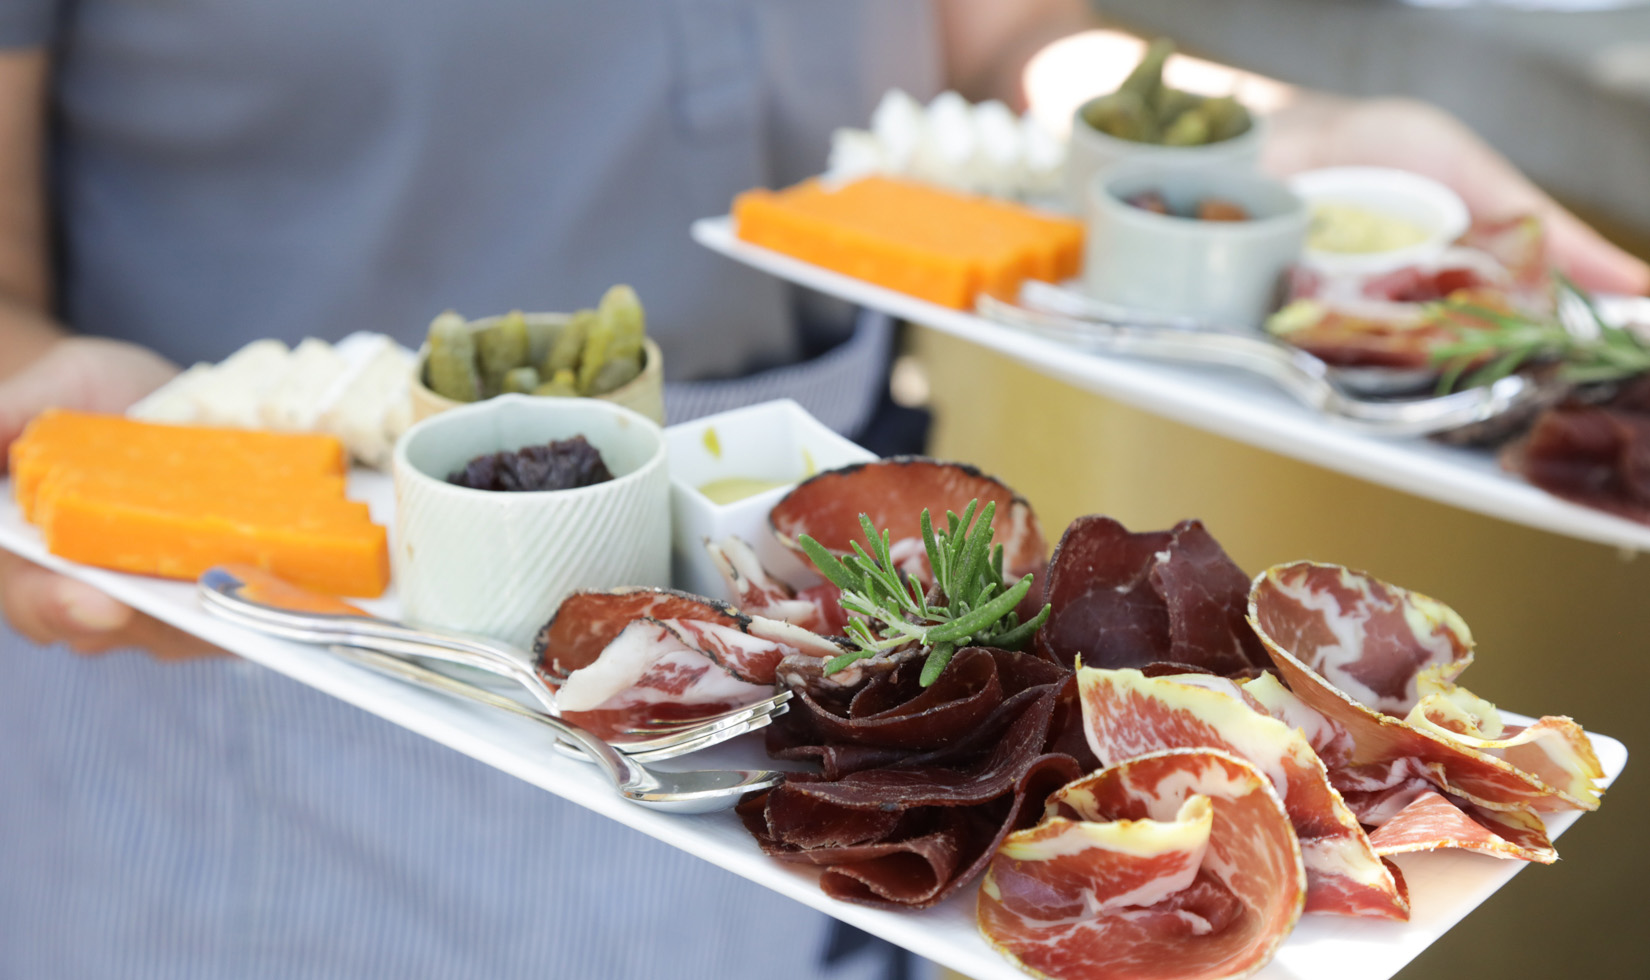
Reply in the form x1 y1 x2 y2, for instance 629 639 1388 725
0 425 1626 980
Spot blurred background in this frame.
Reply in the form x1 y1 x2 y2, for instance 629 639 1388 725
912 1 1650 977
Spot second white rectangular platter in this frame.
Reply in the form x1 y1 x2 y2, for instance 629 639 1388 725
692 215 1650 555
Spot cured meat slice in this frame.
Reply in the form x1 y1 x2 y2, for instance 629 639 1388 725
769 457 1047 584
1501 400 1650 525
665 617 791 685
1037 517 1269 677
706 535 850 635
1076 668 1407 920
1248 562 1604 812
979 749 1305 980
556 618 772 740
1364 791 1556 863
742 647 1092 908
533 587 746 681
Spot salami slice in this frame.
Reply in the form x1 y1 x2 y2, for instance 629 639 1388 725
1248 562 1604 812
978 749 1304 980
1077 668 1407 919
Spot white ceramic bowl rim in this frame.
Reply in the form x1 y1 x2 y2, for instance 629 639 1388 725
1092 160 1307 232
1287 166 1471 248
395 394 666 500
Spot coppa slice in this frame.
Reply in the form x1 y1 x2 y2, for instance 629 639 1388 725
532 588 747 681
1248 562 1604 812
979 749 1305 980
556 618 775 741
1076 668 1407 920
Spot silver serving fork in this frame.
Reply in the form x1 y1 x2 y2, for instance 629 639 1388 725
976 293 1540 438
197 566 789 741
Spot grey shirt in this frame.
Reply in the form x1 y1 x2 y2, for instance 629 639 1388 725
2 0 941 379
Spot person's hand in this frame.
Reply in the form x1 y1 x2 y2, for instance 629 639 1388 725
0 336 222 658
1264 95 1650 296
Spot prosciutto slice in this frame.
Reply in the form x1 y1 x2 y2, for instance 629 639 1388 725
1077 667 1407 919
556 618 774 740
769 457 1047 586
1365 791 1556 863
1037 517 1270 677
978 749 1305 980
1248 562 1604 812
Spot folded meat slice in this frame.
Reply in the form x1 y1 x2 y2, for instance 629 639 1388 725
769 457 1047 585
1248 562 1604 812
706 535 849 635
978 749 1304 980
533 587 747 681
1077 667 1407 920
1365 790 1556 863
1037 517 1270 677
556 618 774 740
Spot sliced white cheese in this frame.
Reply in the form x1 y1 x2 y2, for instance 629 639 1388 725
127 363 214 423
261 338 348 431
317 337 415 469
192 339 291 428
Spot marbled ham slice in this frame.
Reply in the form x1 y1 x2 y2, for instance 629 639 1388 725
769 457 1047 585
1248 562 1604 812
1365 790 1556 863
556 618 773 741
706 535 849 635
979 750 1304 980
533 587 747 681
1037 517 1269 677
1077 668 1407 919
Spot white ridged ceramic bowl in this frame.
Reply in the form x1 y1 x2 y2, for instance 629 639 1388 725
392 394 669 649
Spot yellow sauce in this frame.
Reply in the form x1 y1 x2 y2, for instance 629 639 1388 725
696 476 790 505
1307 202 1429 254
701 426 722 459
802 447 817 478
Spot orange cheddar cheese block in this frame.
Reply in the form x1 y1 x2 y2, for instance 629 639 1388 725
11 410 387 597
11 410 345 520
732 176 1084 309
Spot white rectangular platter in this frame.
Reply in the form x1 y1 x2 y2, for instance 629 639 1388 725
692 215 1650 555
0 470 1626 980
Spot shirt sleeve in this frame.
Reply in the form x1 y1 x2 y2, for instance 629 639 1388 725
0 0 57 50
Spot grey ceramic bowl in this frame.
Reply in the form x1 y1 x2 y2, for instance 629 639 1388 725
1081 161 1308 329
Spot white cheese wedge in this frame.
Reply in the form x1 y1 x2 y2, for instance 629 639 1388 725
192 339 291 428
317 336 415 468
127 363 214 423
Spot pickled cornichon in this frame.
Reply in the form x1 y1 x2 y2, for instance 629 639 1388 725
1080 38 1251 147
421 287 649 406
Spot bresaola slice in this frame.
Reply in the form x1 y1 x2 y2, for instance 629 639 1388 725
1037 517 1270 677
1248 562 1604 812
979 750 1305 980
1076 668 1407 920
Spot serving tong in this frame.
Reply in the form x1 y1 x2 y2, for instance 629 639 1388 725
976 283 1541 438
198 565 788 812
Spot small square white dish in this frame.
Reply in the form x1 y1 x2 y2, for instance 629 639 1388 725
664 399 876 601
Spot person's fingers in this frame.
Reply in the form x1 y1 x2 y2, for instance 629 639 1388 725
0 338 180 462
0 550 223 658
1540 207 1650 297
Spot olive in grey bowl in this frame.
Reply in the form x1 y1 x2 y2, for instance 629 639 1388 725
1082 161 1308 330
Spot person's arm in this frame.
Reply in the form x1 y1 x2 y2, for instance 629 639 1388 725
0 48 216 658
1263 93 1650 296
937 0 1095 110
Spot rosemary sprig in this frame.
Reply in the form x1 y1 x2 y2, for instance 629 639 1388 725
798 498 1051 687
1430 277 1650 392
